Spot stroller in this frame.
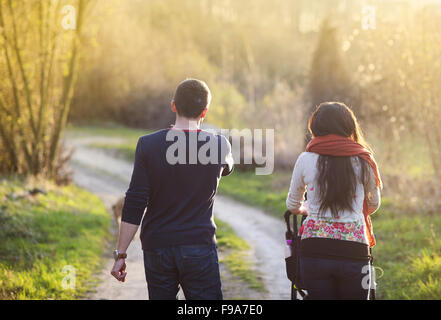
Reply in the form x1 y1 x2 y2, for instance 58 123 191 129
284 210 307 300
284 210 377 300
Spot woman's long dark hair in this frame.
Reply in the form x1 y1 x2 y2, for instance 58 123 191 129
308 102 371 218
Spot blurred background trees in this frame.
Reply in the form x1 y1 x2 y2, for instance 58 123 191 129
70 0 441 210
306 19 360 144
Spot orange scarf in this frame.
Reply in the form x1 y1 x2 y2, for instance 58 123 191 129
306 134 383 248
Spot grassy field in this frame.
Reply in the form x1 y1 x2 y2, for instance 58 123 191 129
66 122 151 141
215 219 266 292
68 124 441 299
0 178 111 300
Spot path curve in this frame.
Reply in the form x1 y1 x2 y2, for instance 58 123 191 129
65 135 290 300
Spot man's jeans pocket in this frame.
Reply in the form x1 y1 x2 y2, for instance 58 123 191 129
144 249 166 273
180 245 217 270
180 244 215 258
178 244 222 299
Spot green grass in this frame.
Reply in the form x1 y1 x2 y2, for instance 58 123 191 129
218 171 290 218
371 205 441 299
369 131 435 179
215 219 266 292
0 178 111 300
65 122 150 140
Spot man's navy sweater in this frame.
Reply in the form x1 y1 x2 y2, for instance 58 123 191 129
121 128 233 250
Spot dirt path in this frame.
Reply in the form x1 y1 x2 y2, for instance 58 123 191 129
65 135 291 300
214 196 290 299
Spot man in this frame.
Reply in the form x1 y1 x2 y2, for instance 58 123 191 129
110 79 233 300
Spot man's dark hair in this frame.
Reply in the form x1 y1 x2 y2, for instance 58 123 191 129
173 79 211 119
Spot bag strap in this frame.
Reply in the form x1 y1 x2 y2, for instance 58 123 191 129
284 210 292 240
293 214 298 236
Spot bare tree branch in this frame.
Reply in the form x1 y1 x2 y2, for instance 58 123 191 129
48 0 89 175
7 0 38 139
0 0 33 171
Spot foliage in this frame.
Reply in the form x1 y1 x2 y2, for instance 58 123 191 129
262 82 306 168
69 0 311 130
344 5 441 208
0 0 92 178
206 82 248 129
307 19 359 120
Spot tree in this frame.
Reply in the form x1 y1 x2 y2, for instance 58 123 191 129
0 0 91 180
306 18 359 143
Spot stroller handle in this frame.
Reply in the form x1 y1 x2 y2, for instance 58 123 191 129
284 210 292 234
284 210 307 240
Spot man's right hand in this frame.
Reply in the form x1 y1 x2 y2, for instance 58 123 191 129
110 259 127 282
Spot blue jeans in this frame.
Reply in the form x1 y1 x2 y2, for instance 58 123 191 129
300 257 370 300
143 244 222 300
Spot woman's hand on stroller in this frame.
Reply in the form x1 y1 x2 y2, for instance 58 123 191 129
288 208 307 216
300 201 309 215
288 201 308 216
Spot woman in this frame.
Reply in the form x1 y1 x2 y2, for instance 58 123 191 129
286 102 382 300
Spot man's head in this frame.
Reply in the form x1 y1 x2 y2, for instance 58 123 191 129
172 79 211 120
